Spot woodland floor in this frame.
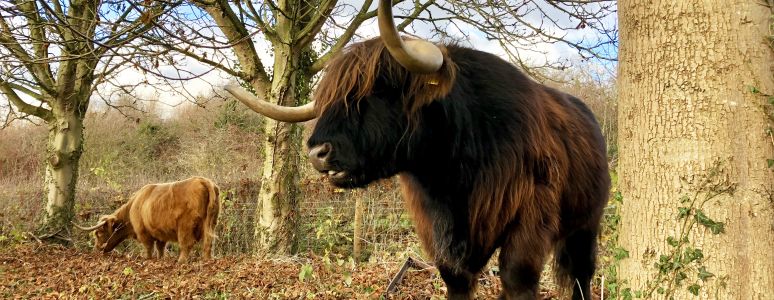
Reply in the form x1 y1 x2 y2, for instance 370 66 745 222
0 243 574 299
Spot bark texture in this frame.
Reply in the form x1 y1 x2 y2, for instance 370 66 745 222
253 42 307 254
41 109 85 242
618 1 774 298
36 0 99 242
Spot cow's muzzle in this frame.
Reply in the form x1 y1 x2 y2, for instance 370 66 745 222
308 143 349 180
308 143 332 172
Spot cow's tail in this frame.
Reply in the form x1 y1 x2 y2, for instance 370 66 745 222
204 179 220 240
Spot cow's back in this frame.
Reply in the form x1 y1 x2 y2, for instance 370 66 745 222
130 177 212 242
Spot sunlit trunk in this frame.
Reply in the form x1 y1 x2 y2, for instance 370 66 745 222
40 108 85 244
253 43 310 254
617 0 774 298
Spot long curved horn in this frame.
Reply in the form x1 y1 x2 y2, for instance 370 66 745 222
224 85 317 123
72 220 106 232
378 0 443 73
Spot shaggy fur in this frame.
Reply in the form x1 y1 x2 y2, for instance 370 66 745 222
314 38 457 128
91 176 220 263
307 38 610 299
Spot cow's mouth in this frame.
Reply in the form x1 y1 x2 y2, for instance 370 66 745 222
327 169 376 188
326 170 349 180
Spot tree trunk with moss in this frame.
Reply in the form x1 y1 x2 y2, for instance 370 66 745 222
196 0 324 254
617 1 774 298
253 43 312 254
40 106 86 243
38 56 95 243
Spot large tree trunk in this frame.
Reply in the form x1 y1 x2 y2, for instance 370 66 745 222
254 111 303 254
253 44 309 254
39 108 85 244
617 1 774 299
39 57 93 244
199 2 311 254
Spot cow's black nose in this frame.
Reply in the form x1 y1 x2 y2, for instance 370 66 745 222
308 143 332 171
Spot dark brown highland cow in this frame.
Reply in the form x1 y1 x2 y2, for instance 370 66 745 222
225 1 610 298
75 176 220 263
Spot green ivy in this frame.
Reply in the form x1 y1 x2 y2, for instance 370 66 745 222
635 161 735 299
600 179 629 300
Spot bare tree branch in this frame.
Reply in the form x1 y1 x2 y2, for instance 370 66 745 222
296 0 338 48
0 13 57 95
0 78 52 121
192 0 273 97
310 0 377 73
124 0 616 108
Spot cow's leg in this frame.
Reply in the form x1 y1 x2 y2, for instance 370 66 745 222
437 246 493 300
155 240 166 258
498 229 549 300
438 264 477 300
177 230 195 263
201 216 214 260
177 244 191 263
202 234 213 260
555 229 598 300
138 236 155 259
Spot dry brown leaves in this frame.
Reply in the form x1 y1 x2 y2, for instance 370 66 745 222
0 244 563 299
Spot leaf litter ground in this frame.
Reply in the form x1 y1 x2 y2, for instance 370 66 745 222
0 243 568 299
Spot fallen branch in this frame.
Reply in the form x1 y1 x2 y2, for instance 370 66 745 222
384 257 435 296
27 228 72 245
25 232 43 244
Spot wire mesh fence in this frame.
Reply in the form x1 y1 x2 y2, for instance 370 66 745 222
0 174 418 260
297 177 419 258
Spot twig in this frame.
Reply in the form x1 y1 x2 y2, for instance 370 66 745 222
410 257 433 271
601 275 605 300
26 232 43 244
137 292 157 300
384 257 436 296
385 258 413 295
28 228 72 245
576 279 586 300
